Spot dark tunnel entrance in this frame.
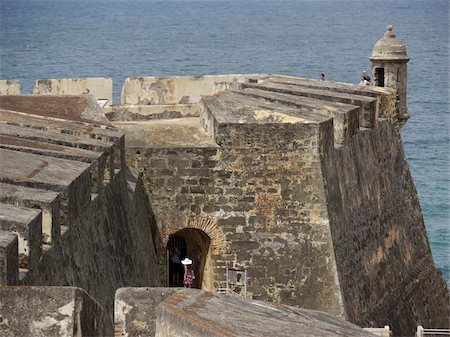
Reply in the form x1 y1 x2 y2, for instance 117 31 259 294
166 228 211 289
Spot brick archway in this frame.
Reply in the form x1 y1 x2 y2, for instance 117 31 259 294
160 215 227 255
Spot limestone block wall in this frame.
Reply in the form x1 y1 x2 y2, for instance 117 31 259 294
320 120 449 335
120 74 265 105
127 146 219 290
0 230 18 285
212 121 342 313
105 103 199 121
0 99 160 327
0 286 112 337
115 288 374 337
33 77 113 106
119 74 448 335
0 80 20 95
127 121 343 315
0 94 108 123
26 169 161 316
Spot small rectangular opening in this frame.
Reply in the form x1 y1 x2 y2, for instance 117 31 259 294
375 68 385 87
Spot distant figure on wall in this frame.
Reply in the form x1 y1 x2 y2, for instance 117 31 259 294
170 248 182 286
320 73 325 81
359 76 370 86
361 69 371 83
181 257 194 288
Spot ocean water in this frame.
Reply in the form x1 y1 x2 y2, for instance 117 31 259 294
1 0 449 282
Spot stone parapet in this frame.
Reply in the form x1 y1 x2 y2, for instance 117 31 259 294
242 79 377 129
0 203 42 273
157 291 376 337
267 74 397 123
115 287 180 337
0 95 129 285
0 230 19 285
105 103 199 121
33 77 113 107
0 94 109 123
115 288 375 337
0 80 20 95
0 286 112 337
120 74 267 105
0 183 60 246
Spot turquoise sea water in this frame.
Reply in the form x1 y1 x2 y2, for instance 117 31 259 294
1 0 449 282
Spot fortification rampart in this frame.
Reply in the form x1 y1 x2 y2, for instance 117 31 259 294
111 73 448 336
33 77 113 107
0 80 20 95
0 95 160 323
1 73 448 337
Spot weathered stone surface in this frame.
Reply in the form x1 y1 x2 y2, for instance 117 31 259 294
264 74 397 125
0 148 91 190
33 77 113 107
0 183 60 246
320 120 449 334
0 230 18 285
27 168 161 317
120 74 267 105
126 90 344 315
115 287 180 337
1 65 447 336
0 203 42 271
114 118 218 149
0 80 20 95
239 87 360 146
0 286 112 337
0 108 122 142
121 74 449 336
154 288 376 337
0 94 108 123
105 103 199 121
0 97 160 326
242 80 377 128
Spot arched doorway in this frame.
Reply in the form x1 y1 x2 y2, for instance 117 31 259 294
166 228 212 289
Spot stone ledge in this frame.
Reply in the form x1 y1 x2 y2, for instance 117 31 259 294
242 80 378 128
0 286 112 337
154 289 376 337
0 230 18 285
0 203 42 271
0 183 61 246
237 88 360 147
115 287 181 337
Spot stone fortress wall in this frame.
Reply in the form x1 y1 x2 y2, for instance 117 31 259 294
0 94 160 336
114 73 448 335
0 26 449 337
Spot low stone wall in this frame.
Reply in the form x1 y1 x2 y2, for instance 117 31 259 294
0 80 20 95
105 103 199 121
120 74 266 105
115 287 180 337
0 94 108 123
33 77 113 106
115 287 375 337
0 286 112 337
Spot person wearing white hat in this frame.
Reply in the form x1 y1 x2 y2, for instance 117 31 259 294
181 257 194 288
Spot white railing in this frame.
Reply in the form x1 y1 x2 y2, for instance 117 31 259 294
416 326 450 336
363 326 392 337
